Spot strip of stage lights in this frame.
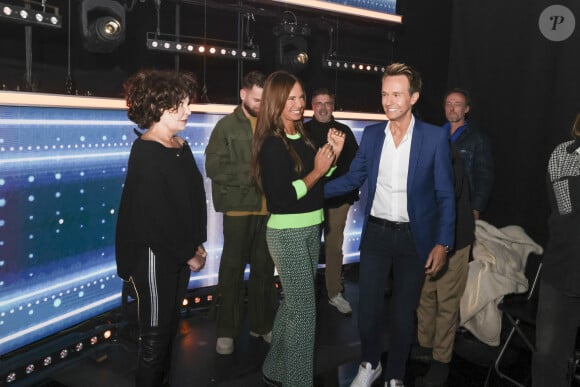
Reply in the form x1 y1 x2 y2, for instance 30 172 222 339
1 2 61 28
2 325 116 385
322 56 386 74
271 0 402 23
146 33 260 61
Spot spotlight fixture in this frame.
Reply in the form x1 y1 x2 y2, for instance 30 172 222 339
146 32 260 61
80 0 125 53
0 2 62 28
273 22 311 73
322 56 386 74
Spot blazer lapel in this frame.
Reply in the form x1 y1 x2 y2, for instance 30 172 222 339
408 120 423 192
371 123 387 182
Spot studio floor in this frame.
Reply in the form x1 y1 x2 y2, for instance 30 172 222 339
14 264 576 387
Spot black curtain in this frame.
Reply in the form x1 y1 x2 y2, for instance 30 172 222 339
448 0 580 244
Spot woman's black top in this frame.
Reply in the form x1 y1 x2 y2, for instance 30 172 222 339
115 138 207 280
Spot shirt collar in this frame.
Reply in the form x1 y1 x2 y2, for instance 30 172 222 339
448 120 468 143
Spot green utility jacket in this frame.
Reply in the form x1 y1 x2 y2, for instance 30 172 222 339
205 105 262 212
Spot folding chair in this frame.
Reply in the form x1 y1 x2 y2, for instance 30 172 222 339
485 253 543 387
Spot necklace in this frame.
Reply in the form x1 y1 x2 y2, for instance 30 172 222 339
142 130 182 154
169 136 183 158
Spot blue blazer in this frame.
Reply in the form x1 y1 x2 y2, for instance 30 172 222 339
325 119 456 261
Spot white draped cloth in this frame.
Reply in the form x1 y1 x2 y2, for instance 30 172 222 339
459 220 544 346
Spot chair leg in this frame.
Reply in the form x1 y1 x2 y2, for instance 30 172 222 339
494 323 526 387
483 363 494 387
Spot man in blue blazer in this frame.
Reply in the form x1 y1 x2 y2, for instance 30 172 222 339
325 63 455 387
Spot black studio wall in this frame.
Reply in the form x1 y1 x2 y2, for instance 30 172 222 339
448 0 580 245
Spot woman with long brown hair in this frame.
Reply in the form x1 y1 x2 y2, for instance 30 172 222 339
252 70 344 386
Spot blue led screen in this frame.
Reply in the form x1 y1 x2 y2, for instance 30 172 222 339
325 0 397 14
0 104 379 357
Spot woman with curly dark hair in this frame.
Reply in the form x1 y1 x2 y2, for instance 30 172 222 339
116 69 207 387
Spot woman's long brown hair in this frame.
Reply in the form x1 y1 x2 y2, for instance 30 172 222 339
251 71 315 192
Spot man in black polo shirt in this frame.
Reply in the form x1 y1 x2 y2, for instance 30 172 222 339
304 88 359 315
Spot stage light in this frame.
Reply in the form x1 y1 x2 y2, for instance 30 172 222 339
146 33 260 61
273 22 311 73
0 2 62 28
6 372 16 383
182 298 189 306
1 320 120 385
80 0 125 53
322 56 386 74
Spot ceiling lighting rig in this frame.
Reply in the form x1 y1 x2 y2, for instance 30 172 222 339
273 11 310 73
146 32 260 61
0 1 61 28
322 56 386 74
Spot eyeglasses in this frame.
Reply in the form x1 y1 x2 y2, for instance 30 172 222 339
445 102 465 108
313 101 334 108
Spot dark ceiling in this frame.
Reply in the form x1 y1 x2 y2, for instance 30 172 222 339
0 0 452 117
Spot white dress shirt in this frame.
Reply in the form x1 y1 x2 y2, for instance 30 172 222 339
370 116 415 222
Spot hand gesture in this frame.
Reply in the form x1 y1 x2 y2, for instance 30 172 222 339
313 142 335 176
188 244 207 272
327 128 345 158
425 244 447 276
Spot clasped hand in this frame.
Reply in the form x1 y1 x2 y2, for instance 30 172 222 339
327 128 345 156
313 128 346 175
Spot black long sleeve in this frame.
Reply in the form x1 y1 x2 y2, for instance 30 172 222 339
115 139 207 280
259 135 324 215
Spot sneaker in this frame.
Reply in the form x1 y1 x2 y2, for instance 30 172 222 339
250 331 272 343
329 293 352 315
350 361 382 387
386 379 404 387
216 337 234 355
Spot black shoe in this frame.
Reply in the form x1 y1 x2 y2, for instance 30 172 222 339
420 361 449 387
262 373 282 387
409 344 433 363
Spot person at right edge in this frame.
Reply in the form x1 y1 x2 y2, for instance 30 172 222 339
532 113 580 387
443 88 493 219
